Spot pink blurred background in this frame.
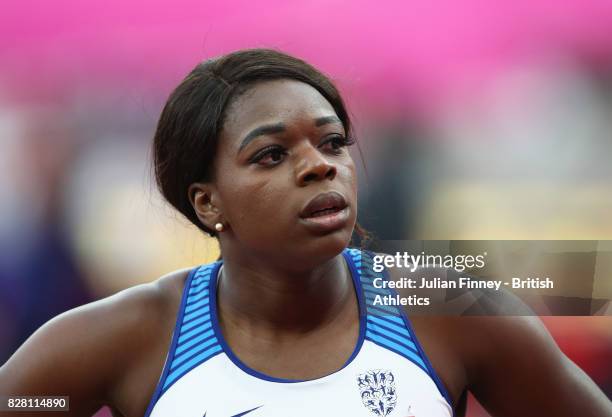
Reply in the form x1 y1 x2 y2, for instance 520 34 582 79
2 1 612 415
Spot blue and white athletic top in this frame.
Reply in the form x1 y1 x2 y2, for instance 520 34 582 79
145 248 453 417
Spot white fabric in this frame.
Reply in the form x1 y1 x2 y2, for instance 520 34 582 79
149 340 452 417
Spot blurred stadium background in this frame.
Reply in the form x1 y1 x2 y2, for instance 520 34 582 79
1 1 611 415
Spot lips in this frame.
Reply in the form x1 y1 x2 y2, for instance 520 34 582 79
300 191 348 218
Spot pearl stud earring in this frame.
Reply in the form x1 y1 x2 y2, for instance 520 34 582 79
215 222 224 232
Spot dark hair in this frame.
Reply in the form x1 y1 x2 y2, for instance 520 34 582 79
153 48 369 243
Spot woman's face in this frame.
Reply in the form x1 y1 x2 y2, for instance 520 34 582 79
208 79 357 265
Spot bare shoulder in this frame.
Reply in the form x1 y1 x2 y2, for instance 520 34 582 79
0 268 191 417
454 315 612 416
408 315 612 416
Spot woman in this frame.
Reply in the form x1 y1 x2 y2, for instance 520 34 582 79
1 49 610 417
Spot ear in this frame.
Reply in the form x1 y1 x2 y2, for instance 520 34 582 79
188 182 225 232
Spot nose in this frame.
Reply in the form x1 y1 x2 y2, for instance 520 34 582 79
295 145 337 186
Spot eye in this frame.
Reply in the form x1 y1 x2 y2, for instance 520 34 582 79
319 134 355 153
248 145 288 166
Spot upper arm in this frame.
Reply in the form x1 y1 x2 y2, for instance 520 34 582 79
0 281 171 417
463 316 612 417
0 302 117 416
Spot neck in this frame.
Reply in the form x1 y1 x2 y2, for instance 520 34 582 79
216 250 354 334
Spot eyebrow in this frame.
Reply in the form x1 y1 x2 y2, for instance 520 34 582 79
238 115 343 153
315 115 342 127
238 123 285 153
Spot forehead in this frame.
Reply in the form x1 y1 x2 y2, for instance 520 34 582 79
222 79 339 140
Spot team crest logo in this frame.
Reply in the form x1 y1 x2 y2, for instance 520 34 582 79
357 369 397 416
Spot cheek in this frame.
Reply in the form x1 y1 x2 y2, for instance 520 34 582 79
338 159 358 197
218 172 290 229
214 152 281 222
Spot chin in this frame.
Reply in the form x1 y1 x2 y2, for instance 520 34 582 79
301 225 355 263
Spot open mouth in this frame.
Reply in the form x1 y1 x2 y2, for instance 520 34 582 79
308 207 342 218
299 191 350 233
300 191 348 219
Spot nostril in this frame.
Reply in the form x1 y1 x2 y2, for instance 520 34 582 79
303 173 318 183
